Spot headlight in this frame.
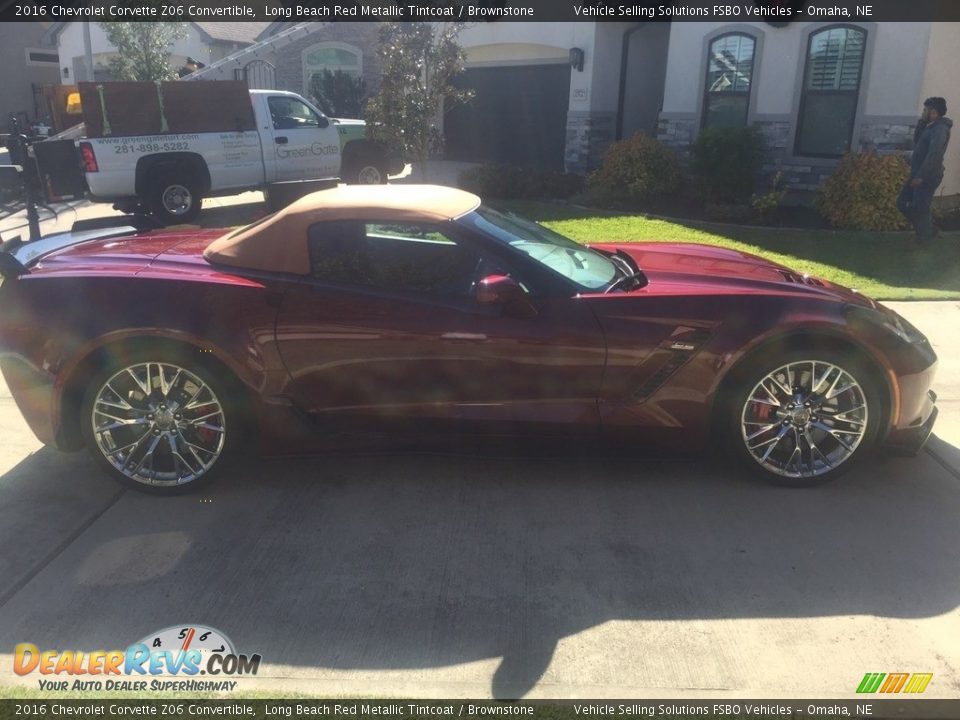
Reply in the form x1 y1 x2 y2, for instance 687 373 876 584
848 305 927 344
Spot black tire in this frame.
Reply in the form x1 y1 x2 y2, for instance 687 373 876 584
80 347 237 495
719 347 885 487
145 171 203 225
343 149 388 185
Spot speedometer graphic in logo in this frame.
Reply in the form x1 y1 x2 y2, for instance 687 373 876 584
138 624 235 657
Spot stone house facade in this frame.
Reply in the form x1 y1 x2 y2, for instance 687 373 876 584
653 21 958 198
260 22 384 104
185 20 959 199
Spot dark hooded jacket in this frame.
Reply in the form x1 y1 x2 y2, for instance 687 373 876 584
911 116 952 184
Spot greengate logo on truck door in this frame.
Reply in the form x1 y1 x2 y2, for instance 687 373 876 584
276 142 339 159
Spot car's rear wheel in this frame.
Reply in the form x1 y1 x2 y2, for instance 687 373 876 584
723 349 883 487
81 351 234 494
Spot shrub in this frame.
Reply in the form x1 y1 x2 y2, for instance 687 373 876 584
704 203 754 224
751 171 787 220
586 132 681 207
690 126 766 203
310 69 367 118
816 152 910 231
458 164 583 200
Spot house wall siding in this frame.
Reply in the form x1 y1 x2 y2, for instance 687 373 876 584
0 24 60 124
656 20 953 195
663 21 930 118
919 21 960 197
57 22 212 82
565 112 616 175
273 23 382 99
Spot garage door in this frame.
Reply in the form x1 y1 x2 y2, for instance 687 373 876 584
444 64 570 171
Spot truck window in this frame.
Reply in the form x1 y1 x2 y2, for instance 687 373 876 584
268 97 323 130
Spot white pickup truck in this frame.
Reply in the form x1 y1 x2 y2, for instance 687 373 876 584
77 88 397 224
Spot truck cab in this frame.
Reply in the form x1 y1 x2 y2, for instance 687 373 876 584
66 83 393 225
255 90 344 182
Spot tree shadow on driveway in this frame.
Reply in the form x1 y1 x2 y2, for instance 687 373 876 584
0 444 958 698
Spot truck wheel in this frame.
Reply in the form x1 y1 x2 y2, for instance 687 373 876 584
147 173 203 225
344 153 388 185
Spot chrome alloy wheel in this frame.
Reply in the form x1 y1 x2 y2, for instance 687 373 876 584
91 362 226 486
740 360 869 478
161 184 193 216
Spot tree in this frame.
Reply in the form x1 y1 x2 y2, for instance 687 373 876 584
310 69 367 118
98 22 188 82
365 22 474 180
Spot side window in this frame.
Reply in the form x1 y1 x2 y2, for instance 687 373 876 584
308 221 494 298
307 220 367 284
268 96 323 130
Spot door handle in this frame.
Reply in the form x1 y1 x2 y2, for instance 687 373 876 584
275 136 288 145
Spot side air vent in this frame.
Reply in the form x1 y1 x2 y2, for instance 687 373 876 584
777 269 824 286
633 353 689 400
632 327 713 401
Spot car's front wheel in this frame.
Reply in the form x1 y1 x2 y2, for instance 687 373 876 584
723 349 884 487
81 351 234 494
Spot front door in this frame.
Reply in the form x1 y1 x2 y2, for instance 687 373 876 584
274 220 606 436
267 95 341 180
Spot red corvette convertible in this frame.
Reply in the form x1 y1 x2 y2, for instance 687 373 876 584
0 185 938 493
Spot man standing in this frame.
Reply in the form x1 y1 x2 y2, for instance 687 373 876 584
897 97 952 245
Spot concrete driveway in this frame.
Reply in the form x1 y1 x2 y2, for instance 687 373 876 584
1 198 959 699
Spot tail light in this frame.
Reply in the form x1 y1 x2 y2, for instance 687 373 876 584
79 142 98 172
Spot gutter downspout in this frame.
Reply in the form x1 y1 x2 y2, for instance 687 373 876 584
615 23 647 142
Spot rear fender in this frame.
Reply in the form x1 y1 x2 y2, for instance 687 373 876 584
53 330 266 451
135 153 211 196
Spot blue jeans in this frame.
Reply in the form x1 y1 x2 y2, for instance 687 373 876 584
897 175 941 243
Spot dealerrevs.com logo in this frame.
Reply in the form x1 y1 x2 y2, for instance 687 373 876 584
14 624 261 692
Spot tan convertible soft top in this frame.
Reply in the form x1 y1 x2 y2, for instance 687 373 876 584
203 184 482 275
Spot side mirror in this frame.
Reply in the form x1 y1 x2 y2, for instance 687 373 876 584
475 275 537 319
317 116 330 129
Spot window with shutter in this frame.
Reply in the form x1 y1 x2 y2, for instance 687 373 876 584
795 26 867 157
702 33 756 129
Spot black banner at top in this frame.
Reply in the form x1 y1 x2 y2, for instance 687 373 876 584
3 0 960 22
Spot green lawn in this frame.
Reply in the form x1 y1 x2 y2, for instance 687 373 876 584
494 201 960 301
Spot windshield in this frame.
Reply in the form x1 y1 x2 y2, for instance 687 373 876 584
459 207 618 291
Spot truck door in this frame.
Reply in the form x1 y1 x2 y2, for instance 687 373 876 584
266 95 341 181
